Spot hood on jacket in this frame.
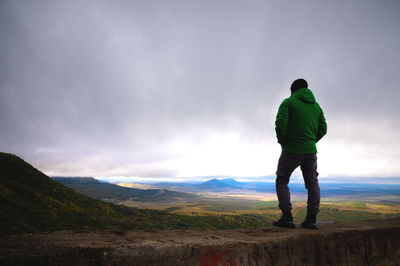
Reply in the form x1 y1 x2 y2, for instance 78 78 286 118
292 87 316 103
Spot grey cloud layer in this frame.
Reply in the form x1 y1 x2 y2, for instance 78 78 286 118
1 0 399 177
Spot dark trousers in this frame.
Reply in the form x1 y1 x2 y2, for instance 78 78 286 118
275 150 320 215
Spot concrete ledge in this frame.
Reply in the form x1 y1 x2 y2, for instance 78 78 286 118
1 218 399 265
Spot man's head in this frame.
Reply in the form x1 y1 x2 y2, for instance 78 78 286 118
290 79 308 93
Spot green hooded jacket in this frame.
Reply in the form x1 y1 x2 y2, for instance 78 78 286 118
275 87 327 154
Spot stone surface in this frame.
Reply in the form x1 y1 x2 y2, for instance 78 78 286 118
1 218 399 266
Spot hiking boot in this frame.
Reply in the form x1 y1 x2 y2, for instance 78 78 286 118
272 212 295 229
301 214 318 229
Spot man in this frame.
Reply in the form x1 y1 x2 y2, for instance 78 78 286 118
273 79 327 229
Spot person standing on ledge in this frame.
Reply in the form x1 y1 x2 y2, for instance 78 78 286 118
273 79 327 229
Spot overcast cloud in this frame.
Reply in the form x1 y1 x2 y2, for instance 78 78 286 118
1 0 399 180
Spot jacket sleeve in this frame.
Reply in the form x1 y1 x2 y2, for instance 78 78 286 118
316 108 327 142
275 99 289 144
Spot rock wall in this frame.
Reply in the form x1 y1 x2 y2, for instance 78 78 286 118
1 218 399 266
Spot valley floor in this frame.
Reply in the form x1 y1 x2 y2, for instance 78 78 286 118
120 198 400 223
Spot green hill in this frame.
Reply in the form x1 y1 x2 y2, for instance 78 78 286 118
52 177 198 202
0 153 273 234
0 152 150 233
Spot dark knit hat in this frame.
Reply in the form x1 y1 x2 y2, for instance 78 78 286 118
290 79 308 92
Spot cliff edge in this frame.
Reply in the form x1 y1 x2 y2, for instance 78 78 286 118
1 217 399 266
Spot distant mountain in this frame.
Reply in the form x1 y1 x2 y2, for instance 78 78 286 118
219 178 243 186
52 176 199 202
139 178 400 200
197 178 245 191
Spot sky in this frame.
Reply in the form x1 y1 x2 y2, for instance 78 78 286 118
1 0 399 182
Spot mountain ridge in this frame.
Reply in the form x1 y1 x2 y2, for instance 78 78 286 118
52 176 198 202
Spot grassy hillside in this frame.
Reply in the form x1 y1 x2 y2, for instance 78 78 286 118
0 153 275 234
52 177 198 202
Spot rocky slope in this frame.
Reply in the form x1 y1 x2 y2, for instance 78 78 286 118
1 218 399 266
